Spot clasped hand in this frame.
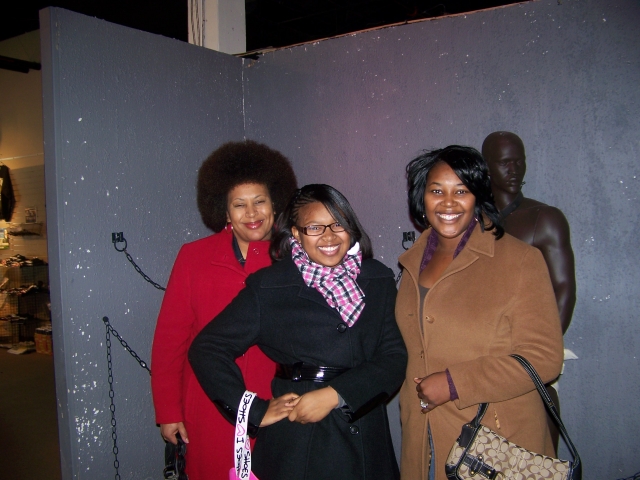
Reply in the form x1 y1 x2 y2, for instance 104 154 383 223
260 386 339 426
414 371 450 413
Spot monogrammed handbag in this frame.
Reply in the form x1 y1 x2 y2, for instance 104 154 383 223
445 354 581 480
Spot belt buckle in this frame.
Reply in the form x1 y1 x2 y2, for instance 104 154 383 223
291 362 304 382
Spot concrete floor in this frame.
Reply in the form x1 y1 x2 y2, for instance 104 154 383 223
0 349 62 479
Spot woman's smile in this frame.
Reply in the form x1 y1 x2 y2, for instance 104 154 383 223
244 220 265 229
318 244 341 255
435 212 463 222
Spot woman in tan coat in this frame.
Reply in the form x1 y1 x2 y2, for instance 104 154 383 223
396 145 564 480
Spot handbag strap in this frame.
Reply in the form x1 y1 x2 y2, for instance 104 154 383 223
469 355 581 471
509 354 581 471
233 391 257 480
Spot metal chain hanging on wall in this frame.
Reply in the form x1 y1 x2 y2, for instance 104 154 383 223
616 472 640 480
106 232 163 478
103 316 151 480
111 232 166 291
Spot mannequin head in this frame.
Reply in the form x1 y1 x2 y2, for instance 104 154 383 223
481 131 526 196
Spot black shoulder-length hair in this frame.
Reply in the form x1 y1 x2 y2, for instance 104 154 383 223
406 145 504 239
197 140 298 232
270 184 374 261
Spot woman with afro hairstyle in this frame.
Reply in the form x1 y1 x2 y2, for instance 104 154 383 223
151 140 297 480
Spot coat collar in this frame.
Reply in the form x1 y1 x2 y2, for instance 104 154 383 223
398 223 495 287
209 228 271 276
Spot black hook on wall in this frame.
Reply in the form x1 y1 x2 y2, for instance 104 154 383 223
401 231 415 250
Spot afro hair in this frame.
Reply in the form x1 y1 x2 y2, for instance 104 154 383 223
197 140 298 232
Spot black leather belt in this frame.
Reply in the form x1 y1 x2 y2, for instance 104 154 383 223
275 362 349 382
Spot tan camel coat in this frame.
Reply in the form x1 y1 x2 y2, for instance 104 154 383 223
396 225 564 480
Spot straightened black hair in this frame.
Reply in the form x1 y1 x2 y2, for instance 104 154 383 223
270 184 374 261
406 145 504 239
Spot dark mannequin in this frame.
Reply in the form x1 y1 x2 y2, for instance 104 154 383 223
482 131 576 453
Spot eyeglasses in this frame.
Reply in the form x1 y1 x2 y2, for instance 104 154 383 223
296 223 346 236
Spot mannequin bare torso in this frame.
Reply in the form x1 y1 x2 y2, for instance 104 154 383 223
501 198 576 333
482 132 576 334
483 131 576 453
502 197 548 245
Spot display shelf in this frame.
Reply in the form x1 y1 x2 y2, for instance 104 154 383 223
0 264 50 344
6 222 44 236
0 315 40 348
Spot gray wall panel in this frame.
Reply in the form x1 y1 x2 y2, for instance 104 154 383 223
243 0 640 477
39 0 640 478
41 8 244 479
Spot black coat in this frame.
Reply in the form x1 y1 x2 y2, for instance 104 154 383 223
189 257 407 480
0 165 14 221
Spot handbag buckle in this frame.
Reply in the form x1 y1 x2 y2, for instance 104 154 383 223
465 454 497 479
468 453 481 476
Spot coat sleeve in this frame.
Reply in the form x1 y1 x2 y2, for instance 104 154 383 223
448 247 564 409
188 275 270 431
328 275 408 421
150 245 196 424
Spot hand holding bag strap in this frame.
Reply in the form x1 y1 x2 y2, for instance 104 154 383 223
510 354 582 477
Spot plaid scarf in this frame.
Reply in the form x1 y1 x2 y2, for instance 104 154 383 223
290 238 365 327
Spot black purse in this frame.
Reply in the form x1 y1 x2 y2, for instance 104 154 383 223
445 354 582 480
163 432 188 480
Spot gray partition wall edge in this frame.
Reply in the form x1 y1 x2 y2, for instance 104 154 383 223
40 8 245 478
40 10 73 479
243 0 640 477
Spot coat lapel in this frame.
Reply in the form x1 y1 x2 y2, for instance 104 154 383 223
208 230 245 276
207 230 271 277
430 224 494 289
398 231 430 353
400 224 495 291
397 225 496 351
266 258 335 311
297 283 337 311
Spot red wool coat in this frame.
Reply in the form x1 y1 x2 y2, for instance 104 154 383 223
151 229 275 480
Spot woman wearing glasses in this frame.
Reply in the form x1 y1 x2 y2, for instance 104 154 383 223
189 184 407 480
